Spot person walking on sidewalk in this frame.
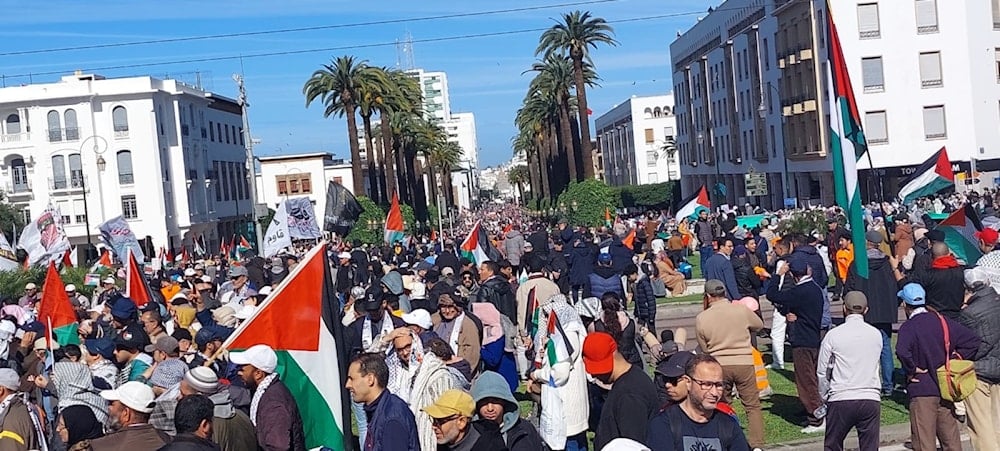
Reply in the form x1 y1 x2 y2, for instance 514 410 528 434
896 283 980 451
957 268 1000 451
818 291 883 451
695 279 765 449
766 255 825 434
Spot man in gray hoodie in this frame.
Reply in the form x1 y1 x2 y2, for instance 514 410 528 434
471 371 543 451
502 225 526 273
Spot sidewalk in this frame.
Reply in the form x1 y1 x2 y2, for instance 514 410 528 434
770 422 912 450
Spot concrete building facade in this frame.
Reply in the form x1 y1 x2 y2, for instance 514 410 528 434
0 72 252 258
254 152 356 228
594 94 680 187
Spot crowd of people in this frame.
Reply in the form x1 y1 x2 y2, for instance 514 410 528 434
0 193 996 451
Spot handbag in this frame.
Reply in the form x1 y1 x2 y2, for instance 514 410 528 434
934 313 977 402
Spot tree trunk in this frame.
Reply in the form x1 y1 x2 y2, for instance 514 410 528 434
379 111 397 199
558 99 579 183
394 138 410 205
535 135 550 201
410 154 429 223
362 114 380 204
569 113 586 182
572 55 596 180
344 102 365 196
427 163 440 211
443 167 454 211
526 152 541 202
548 123 565 196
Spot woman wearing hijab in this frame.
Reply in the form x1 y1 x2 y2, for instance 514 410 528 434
651 239 688 296
471 302 518 392
58 405 105 450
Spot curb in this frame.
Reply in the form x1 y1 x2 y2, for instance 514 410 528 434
766 421 913 451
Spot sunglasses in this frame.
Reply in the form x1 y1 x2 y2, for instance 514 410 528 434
431 415 460 427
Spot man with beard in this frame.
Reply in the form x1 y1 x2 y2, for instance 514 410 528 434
422 389 506 451
230 344 306 451
646 354 750 451
476 261 516 322
432 290 482 372
177 366 258 451
90 381 170 450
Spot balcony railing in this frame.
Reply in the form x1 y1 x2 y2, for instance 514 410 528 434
181 124 190 136
48 175 87 192
921 79 943 88
119 173 134 185
0 132 29 145
917 25 938 34
47 128 80 142
114 125 129 139
4 181 32 198
859 30 881 39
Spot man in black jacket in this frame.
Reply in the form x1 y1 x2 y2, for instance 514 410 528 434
846 229 901 396
905 241 965 320
476 261 517 324
957 267 1000 451
436 241 461 276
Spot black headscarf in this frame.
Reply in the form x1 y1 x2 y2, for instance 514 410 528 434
61 405 104 446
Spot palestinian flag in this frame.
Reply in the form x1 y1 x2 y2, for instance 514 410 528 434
605 207 612 227
61 249 74 268
460 220 502 265
125 248 154 308
826 2 870 278
936 204 984 265
898 147 955 204
623 228 636 250
675 185 710 222
219 242 350 449
180 247 190 265
384 192 405 245
38 262 79 346
89 248 112 273
237 236 252 253
525 287 540 338
543 311 574 385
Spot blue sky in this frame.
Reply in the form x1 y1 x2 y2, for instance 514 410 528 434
2 0 709 167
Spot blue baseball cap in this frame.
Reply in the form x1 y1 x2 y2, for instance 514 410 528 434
897 283 926 306
84 338 116 360
597 252 612 264
111 298 138 320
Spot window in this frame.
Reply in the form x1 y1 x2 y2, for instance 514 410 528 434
857 3 881 39
861 57 885 92
239 127 245 146
217 123 222 142
75 214 86 224
770 125 777 157
865 111 889 144
915 0 938 33
220 162 230 201
276 173 314 195
225 125 230 144
228 162 238 200
763 38 770 71
121 195 138 219
209 121 215 141
236 164 245 200
644 128 654 143
117 150 134 184
213 161 221 201
923 105 947 139
64 109 79 141
19 208 29 225
4 114 19 134
47 110 62 142
664 126 675 137
51 155 66 189
995 49 1000 83
112 106 129 135
646 151 657 166
993 0 1000 29
10 158 27 192
919 52 943 87
68 154 83 188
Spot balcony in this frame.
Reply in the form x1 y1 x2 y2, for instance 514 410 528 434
921 78 943 88
4 181 32 200
48 175 88 193
0 133 30 148
47 128 80 142
114 125 129 139
119 173 134 185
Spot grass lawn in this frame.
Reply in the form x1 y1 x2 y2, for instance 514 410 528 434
656 292 703 305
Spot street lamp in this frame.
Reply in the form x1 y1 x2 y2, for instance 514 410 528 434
96 156 106 171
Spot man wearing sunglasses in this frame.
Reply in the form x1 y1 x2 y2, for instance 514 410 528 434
423 389 505 451
647 353 751 451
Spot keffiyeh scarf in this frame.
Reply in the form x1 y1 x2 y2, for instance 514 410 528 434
361 311 395 352
386 331 425 403
249 372 279 426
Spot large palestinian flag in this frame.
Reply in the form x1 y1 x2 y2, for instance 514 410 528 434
219 242 350 449
124 248 154 308
675 185 710 222
461 220 502 265
936 204 984 265
38 261 79 346
826 1 870 278
897 147 954 204
384 192 406 245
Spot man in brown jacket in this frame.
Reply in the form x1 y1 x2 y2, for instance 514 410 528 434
91 381 171 450
231 344 306 451
0 368 42 451
695 279 765 449
432 290 482 373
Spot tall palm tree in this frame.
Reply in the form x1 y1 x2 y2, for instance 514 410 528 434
355 66 388 204
303 55 369 195
511 134 540 201
428 141 462 210
526 54 578 182
537 10 618 180
377 69 423 202
507 164 528 203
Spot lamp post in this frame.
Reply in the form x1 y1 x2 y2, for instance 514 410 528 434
758 82 793 206
56 136 107 259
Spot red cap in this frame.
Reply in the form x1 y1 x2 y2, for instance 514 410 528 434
975 228 999 246
582 332 617 375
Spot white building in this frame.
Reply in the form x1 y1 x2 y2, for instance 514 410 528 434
254 153 357 227
0 72 252 259
594 94 681 186
407 69 451 125
671 0 1000 209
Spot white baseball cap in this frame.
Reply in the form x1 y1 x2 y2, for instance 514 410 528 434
184 268 196 277
24 283 36 290
230 344 278 373
258 286 272 296
64 284 76 292
102 277 116 285
401 309 433 330
100 381 156 413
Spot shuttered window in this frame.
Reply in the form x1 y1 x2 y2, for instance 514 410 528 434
644 128 654 143
923 106 946 139
993 0 1000 29
915 0 938 33
865 111 888 144
861 57 885 92
919 52 942 88
857 4 881 39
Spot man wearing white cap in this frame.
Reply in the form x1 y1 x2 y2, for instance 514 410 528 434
65 283 91 312
95 276 121 307
18 283 39 308
89 381 170 450
0 368 44 450
178 367 258 451
231 344 306 451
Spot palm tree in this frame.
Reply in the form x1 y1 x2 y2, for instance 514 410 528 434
537 10 618 180
511 134 540 201
303 55 370 195
428 141 462 210
526 54 578 182
507 165 528 203
377 69 423 202
355 66 389 204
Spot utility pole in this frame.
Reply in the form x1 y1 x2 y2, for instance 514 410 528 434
234 73 263 252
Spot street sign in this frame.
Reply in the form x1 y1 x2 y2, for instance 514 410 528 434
744 169 768 197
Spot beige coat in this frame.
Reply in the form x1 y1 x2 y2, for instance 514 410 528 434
515 275 561 334
431 312 481 371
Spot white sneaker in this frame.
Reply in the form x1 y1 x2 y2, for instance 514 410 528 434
800 422 826 434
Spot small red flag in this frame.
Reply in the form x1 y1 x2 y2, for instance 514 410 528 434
125 249 152 308
39 261 80 345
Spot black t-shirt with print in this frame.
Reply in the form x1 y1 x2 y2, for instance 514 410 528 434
646 404 750 451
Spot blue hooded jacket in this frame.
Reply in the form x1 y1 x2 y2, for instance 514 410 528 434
471 371 544 451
